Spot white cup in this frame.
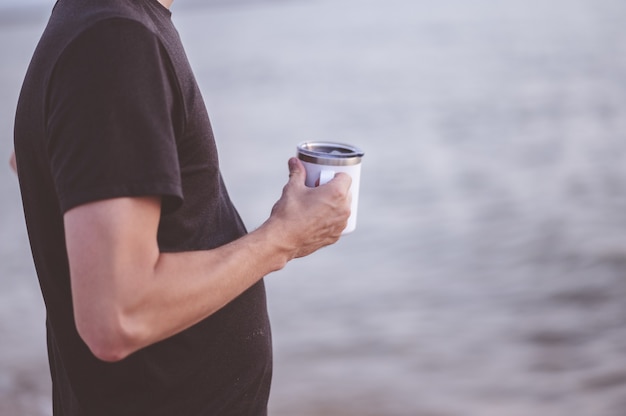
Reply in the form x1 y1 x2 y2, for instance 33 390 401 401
297 141 364 234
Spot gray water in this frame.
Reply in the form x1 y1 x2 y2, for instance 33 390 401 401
2 0 626 415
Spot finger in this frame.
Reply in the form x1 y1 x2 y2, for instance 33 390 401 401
329 172 352 193
287 157 306 185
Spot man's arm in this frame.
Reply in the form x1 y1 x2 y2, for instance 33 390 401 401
9 151 17 174
64 157 351 362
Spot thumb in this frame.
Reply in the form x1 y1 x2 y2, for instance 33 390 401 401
288 157 306 184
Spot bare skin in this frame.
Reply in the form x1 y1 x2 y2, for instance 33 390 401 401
64 157 351 362
9 152 16 174
158 0 174 9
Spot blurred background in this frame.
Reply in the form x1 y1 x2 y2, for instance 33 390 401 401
3 0 626 415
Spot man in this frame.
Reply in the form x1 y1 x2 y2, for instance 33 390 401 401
12 0 351 415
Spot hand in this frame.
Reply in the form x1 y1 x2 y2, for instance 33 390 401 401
268 157 352 259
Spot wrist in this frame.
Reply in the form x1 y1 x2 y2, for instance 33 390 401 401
256 217 297 271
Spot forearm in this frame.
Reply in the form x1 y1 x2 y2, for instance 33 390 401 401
138 222 289 342
76 220 290 362
67 158 350 362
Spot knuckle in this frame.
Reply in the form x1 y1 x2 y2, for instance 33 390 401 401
330 185 346 199
336 172 352 187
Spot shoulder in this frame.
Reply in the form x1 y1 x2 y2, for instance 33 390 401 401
41 1 168 77
43 17 171 110
63 17 162 59
48 0 164 38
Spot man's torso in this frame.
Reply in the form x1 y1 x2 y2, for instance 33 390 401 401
14 1 272 414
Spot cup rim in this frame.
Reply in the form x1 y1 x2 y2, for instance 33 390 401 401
297 141 364 166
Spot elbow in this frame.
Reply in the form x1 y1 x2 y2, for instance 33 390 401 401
88 340 132 363
75 311 139 363
9 151 17 175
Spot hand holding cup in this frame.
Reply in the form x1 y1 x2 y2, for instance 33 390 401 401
269 157 352 259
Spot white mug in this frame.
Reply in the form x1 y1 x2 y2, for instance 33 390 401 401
297 141 364 234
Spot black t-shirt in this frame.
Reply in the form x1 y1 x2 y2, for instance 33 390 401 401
14 0 272 414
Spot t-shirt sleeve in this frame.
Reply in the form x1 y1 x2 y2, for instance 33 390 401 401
46 18 184 214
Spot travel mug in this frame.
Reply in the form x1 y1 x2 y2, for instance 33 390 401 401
297 141 364 234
